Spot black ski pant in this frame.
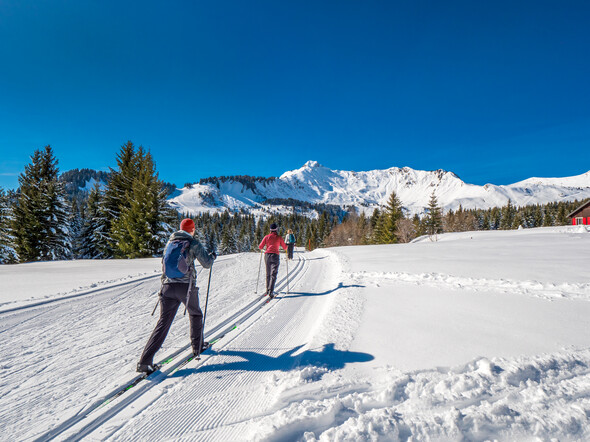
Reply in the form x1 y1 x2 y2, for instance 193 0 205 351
287 243 294 260
265 253 280 295
139 282 203 365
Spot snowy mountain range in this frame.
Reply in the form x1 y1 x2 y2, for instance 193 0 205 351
167 161 590 217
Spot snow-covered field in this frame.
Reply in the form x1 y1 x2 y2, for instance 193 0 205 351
1 226 590 440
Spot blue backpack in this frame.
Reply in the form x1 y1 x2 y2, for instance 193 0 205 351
163 239 191 278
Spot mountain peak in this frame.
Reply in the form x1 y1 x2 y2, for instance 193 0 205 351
169 163 590 218
304 160 322 168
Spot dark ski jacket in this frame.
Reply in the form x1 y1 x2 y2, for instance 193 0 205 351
161 230 214 285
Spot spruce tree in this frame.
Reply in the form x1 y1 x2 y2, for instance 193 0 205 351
424 191 443 237
103 141 140 255
79 183 110 258
219 227 238 255
111 149 172 258
542 210 554 227
375 191 403 243
0 188 18 263
13 146 71 261
68 200 84 258
555 204 568 226
500 199 515 230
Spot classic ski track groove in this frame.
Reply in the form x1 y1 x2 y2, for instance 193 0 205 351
41 255 308 441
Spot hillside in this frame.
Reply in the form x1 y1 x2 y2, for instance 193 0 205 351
168 161 590 216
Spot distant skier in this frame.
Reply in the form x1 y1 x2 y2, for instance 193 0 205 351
137 218 216 375
259 223 288 298
285 229 296 260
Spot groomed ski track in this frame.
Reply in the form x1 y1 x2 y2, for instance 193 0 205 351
49 254 309 441
63 251 333 441
10 249 340 441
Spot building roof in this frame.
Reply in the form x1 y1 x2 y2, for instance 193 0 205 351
567 200 590 218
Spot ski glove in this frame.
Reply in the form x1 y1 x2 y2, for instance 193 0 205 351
209 252 217 260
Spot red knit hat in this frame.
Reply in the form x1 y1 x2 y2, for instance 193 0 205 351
180 218 195 232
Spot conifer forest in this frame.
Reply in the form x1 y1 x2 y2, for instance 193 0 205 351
0 143 585 264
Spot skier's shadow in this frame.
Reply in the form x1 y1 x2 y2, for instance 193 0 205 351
173 343 374 377
284 282 364 299
294 255 327 261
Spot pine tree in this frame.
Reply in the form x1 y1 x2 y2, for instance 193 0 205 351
103 141 141 256
13 146 71 262
219 226 238 255
79 183 110 258
68 200 85 258
42 147 72 259
542 210 554 227
375 191 404 243
555 203 568 225
412 214 424 237
0 188 18 263
424 191 443 237
111 149 172 258
500 199 515 230
511 211 523 229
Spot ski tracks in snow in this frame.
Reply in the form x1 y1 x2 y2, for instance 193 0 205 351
91 250 349 441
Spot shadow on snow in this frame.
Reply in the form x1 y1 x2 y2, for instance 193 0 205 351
283 282 364 299
173 343 374 377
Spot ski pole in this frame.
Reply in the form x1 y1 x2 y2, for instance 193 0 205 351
151 289 162 316
196 263 213 358
286 251 290 294
255 250 263 293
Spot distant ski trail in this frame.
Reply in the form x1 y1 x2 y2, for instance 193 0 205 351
77 251 337 441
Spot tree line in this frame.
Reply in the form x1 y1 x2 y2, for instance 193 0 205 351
1 146 586 264
0 143 338 264
184 210 336 255
325 190 586 246
0 142 176 263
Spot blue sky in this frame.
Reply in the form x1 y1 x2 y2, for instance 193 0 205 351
1 0 589 190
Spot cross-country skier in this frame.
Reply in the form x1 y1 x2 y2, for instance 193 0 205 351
285 229 296 260
137 218 216 374
259 223 288 298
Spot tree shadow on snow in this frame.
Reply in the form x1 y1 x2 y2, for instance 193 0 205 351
173 343 374 377
283 282 364 299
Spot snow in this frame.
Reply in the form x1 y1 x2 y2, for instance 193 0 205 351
0 259 161 309
168 161 590 216
2 227 590 440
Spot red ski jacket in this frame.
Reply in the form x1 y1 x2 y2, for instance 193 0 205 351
259 232 287 254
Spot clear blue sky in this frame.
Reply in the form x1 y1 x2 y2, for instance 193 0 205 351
1 0 589 190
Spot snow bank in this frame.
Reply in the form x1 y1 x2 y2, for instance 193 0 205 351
248 349 590 441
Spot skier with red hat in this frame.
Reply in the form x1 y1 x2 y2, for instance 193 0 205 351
137 218 216 374
259 223 288 299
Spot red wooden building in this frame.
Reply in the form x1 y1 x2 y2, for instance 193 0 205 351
568 201 590 225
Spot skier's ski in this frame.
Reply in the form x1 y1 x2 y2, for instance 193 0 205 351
99 360 167 408
266 292 279 303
